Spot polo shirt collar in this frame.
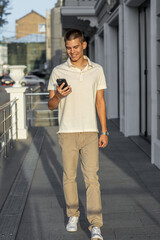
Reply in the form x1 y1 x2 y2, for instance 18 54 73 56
67 56 93 69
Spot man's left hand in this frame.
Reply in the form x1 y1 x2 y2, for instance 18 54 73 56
99 135 108 148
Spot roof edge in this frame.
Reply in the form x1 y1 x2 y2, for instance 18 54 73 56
16 10 46 22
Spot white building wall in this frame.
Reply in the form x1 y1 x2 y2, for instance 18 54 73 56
0 44 8 76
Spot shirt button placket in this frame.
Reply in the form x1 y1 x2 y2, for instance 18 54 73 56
80 72 83 82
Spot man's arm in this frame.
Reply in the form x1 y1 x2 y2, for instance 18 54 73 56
48 89 61 111
48 83 72 111
96 89 108 148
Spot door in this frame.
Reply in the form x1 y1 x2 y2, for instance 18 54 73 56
139 4 151 141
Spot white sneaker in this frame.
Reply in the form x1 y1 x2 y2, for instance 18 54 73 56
66 216 79 232
91 226 103 240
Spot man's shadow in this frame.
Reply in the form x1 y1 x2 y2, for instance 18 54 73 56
39 128 90 238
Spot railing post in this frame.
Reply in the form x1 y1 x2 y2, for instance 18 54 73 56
15 101 18 140
30 94 32 127
9 103 13 149
3 109 7 158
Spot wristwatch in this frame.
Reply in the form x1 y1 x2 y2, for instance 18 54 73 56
101 131 109 136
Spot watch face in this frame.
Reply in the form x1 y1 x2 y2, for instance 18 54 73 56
101 132 109 136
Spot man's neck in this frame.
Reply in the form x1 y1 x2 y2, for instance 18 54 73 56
70 56 88 70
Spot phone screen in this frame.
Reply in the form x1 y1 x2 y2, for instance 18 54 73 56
56 79 68 89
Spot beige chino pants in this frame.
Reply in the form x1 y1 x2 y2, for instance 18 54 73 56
58 132 103 230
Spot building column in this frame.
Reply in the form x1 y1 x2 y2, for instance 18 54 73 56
123 5 139 136
94 34 99 64
51 7 63 67
151 0 160 168
119 4 125 133
104 22 118 119
89 41 95 62
97 32 105 68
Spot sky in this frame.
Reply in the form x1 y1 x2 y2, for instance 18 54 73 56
0 0 57 40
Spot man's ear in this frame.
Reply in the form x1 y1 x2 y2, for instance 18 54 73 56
83 41 87 50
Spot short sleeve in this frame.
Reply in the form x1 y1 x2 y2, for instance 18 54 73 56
47 69 58 91
97 66 107 90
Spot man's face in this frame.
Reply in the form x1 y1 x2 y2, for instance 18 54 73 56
65 38 87 62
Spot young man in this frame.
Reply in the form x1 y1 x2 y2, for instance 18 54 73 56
48 29 109 240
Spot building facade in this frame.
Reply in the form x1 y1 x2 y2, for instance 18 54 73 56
8 41 46 72
46 0 98 69
48 0 160 169
16 10 46 39
46 0 67 70
0 43 8 76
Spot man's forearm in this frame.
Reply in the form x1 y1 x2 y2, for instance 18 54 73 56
96 99 107 132
48 93 61 110
97 99 109 148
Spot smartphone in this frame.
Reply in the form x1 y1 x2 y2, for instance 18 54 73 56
56 78 68 89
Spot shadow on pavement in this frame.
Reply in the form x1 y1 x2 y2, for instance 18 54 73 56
98 120 160 237
41 128 90 237
19 126 91 239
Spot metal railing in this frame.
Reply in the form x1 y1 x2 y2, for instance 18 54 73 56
25 92 58 127
0 98 18 158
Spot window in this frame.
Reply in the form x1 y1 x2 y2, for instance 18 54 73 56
38 24 46 33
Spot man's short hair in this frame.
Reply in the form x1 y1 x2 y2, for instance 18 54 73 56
64 29 85 43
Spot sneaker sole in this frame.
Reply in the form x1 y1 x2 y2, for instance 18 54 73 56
91 238 103 240
66 229 77 232
91 236 103 240
66 226 78 232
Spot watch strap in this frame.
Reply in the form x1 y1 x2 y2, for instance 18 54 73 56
101 131 109 136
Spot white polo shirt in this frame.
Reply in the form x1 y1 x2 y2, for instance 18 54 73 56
48 56 107 133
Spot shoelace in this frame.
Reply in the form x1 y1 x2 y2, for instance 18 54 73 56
92 227 101 234
69 216 77 224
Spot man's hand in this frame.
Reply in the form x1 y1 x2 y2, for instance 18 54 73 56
99 134 108 148
56 82 72 99
48 83 72 111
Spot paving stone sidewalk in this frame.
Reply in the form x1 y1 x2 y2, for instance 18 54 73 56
1 120 160 240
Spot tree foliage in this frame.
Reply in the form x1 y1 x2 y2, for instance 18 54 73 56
0 0 10 27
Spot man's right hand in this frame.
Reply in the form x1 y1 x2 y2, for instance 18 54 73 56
48 83 72 111
56 82 72 99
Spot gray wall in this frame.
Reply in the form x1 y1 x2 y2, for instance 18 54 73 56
64 0 97 6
